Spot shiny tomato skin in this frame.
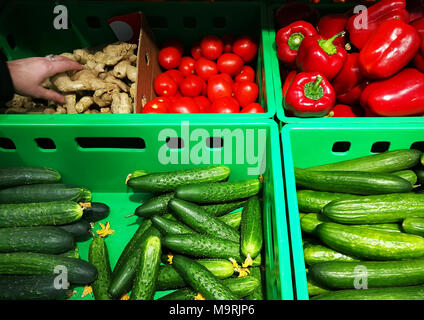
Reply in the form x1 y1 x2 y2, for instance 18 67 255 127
158 47 182 70
165 69 185 86
179 75 204 97
232 35 258 63
233 80 259 108
168 97 200 113
240 102 265 113
235 65 255 83
154 73 178 97
200 35 224 60
210 96 240 113
191 42 203 60
179 56 196 77
193 96 212 113
194 57 218 81
217 53 244 76
207 75 233 102
142 97 171 113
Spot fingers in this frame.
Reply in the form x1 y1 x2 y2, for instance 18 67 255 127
46 56 84 77
35 87 66 104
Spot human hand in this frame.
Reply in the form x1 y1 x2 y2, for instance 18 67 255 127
7 55 83 104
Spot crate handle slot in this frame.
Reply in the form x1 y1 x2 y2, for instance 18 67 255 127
35 138 56 150
371 141 390 154
206 137 223 149
75 137 146 150
411 141 424 153
332 141 351 153
0 138 16 150
166 137 184 149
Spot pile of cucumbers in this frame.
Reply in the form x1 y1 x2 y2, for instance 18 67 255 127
295 149 424 300
0 166 110 300
88 165 266 300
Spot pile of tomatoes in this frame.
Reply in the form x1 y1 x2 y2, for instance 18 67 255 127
142 34 265 114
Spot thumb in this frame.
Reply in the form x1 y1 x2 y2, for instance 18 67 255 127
35 87 66 104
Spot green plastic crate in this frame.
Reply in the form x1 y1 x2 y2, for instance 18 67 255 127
0 118 293 300
264 1 424 124
0 0 275 119
281 123 424 300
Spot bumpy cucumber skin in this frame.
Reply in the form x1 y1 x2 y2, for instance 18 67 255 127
0 275 69 300
316 222 424 260
0 167 61 188
152 215 197 236
89 237 112 300
0 226 75 254
0 252 97 285
245 267 265 300
307 149 422 173
201 200 246 217
402 217 424 237
303 244 359 266
171 255 239 300
135 193 174 218
311 285 424 300
175 179 262 204
0 184 83 204
130 236 162 300
169 199 240 242
219 211 242 229
0 201 83 227
322 193 424 224
309 259 424 290
162 234 243 263
82 202 110 222
295 168 413 195
393 170 418 186
127 166 231 193
157 288 197 300
240 196 263 261
297 190 362 213
156 259 234 291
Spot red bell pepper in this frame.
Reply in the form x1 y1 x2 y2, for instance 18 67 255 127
331 53 364 96
296 32 347 81
282 70 297 100
317 14 348 47
415 52 424 73
407 0 424 23
284 72 335 117
328 104 363 118
274 1 320 29
275 21 317 67
360 68 424 117
336 81 369 106
412 18 424 40
359 19 420 79
346 0 410 50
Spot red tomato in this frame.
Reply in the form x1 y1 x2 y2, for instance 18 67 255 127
154 73 178 96
165 69 185 86
178 56 196 77
207 75 233 102
233 81 258 108
168 97 200 113
222 34 235 53
193 96 212 113
232 35 258 63
191 41 203 60
161 39 184 55
158 47 182 70
142 97 171 114
179 75 204 97
217 53 244 76
194 57 218 81
216 73 233 84
235 65 255 83
200 35 224 60
240 103 265 113
210 96 240 113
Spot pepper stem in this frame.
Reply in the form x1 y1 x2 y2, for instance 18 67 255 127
288 32 305 51
304 76 324 101
318 31 345 55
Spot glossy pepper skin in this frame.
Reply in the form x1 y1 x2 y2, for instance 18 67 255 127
359 19 420 80
317 14 348 47
360 68 424 117
282 70 297 100
412 18 424 72
331 53 364 96
336 81 369 106
346 0 410 50
328 104 363 118
284 72 335 117
296 32 347 81
275 21 317 67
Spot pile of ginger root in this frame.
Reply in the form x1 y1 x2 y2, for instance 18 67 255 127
3 41 138 115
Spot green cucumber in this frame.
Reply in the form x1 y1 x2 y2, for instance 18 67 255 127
219 211 242 229
79 188 92 202
88 236 112 300
306 149 422 173
134 193 174 218
58 219 92 242
322 193 424 224
162 234 244 263
0 226 75 254
0 252 97 285
201 200 246 217
109 224 162 299
0 275 69 300
175 178 262 204
156 259 234 291
300 213 331 235
0 201 83 227
309 259 424 290
415 167 424 185
240 196 263 262
127 166 230 193
245 266 265 300
297 190 362 213
393 170 418 186
130 235 162 300
307 277 330 297
295 168 413 195
0 183 84 204
316 222 424 260
60 247 80 259
157 287 197 300
0 166 61 188
170 254 239 300
82 202 110 222
402 217 424 237
168 198 240 242
126 170 149 182
151 215 197 236
303 244 360 266
359 223 402 233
